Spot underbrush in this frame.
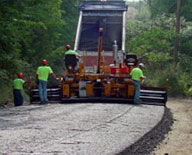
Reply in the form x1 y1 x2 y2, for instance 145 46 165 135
144 69 192 97
0 81 29 107
0 82 13 107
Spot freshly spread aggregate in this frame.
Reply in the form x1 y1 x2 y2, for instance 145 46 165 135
0 103 167 155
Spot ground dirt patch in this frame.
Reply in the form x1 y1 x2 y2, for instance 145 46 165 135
152 98 192 155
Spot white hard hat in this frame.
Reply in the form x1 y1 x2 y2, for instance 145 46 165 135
139 63 144 68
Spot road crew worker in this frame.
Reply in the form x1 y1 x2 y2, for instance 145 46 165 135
64 44 81 72
36 59 57 104
130 63 146 105
13 73 25 106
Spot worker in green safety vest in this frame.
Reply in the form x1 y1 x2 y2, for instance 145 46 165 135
64 44 81 72
36 59 58 104
13 73 25 106
130 63 146 105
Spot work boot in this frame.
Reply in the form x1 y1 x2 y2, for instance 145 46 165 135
40 100 47 105
134 103 141 106
134 101 140 105
40 101 44 105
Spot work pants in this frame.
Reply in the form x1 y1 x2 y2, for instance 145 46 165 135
38 80 48 102
13 89 23 106
132 80 141 104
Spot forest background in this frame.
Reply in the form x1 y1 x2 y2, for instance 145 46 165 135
0 0 192 106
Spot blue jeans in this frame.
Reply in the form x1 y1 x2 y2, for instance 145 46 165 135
38 80 47 102
132 80 141 104
13 89 23 106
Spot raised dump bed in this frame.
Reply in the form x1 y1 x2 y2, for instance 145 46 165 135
74 1 128 66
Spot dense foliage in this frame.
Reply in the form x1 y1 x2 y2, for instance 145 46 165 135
0 0 82 106
127 0 192 96
145 0 192 21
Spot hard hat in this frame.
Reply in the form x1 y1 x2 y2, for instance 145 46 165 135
42 59 47 65
18 72 24 78
65 44 71 50
139 63 144 68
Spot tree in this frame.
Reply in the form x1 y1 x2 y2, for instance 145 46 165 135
126 4 192 95
0 0 65 105
145 0 192 21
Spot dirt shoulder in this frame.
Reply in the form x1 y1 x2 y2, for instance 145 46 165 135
152 98 192 155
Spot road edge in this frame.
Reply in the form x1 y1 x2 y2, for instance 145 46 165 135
117 107 173 155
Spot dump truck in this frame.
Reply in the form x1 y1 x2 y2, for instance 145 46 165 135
30 1 167 106
74 0 127 67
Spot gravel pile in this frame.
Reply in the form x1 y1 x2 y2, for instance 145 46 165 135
117 107 173 155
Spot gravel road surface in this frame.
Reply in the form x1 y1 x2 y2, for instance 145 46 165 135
0 103 164 155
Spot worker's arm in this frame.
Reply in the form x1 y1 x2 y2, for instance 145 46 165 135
76 54 81 59
74 51 81 59
23 77 33 90
36 67 39 84
50 72 59 81
139 69 145 82
36 74 39 85
140 76 146 84
140 76 146 80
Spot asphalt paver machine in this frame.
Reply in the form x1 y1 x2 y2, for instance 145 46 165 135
30 1 167 106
